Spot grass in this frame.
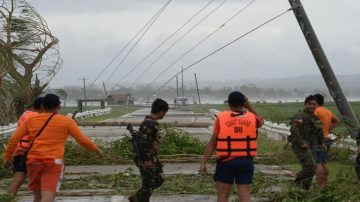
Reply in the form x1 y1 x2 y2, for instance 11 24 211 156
193 102 360 139
59 105 142 123
192 102 360 123
63 126 207 165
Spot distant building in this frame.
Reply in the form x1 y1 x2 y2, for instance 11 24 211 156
174 97 190 106
107 93 134 105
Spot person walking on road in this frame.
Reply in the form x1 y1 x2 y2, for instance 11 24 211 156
313 93 340 188
7 97 43 197
199 91 263 202
289 95 324 190
3 94 103 202
128 98 169 202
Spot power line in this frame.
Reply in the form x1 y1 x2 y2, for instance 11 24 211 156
110 0 217 88
144 0 256 92
128 0 229 88
90 1 170 86
141 8 293 103
104 0 172 87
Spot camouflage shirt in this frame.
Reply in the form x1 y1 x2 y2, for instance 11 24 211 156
138 116 161 161
290 110 324 147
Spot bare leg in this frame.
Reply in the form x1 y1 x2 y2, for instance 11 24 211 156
237 184 251 202
8 172 26 196
40 191 56 202
216 181 232 202
315 163 324 187
321 163 329 187
33 191 41 202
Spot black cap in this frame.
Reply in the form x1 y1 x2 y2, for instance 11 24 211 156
43 94 61 109
228 91 245 107
27 97 44 110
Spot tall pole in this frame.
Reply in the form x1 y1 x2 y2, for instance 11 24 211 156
79 76 89 107
289 0 360 179
194 73 201 105
102 81 108 98
181 67 184 97
176 76 179 97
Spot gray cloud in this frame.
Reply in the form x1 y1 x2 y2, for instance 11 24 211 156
26 0 360 88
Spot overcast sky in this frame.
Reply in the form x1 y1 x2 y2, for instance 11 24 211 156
26 0 360 88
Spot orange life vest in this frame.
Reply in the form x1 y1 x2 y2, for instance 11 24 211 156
216 111 257 158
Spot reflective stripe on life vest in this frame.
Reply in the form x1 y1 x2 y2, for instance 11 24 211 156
216 111 257 158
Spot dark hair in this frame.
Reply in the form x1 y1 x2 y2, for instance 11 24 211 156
27 97 43 110
42 94 61 109
32 97 43 110
151 98 168 114
228 91 246 107
304 95 316 104
313 93 324 106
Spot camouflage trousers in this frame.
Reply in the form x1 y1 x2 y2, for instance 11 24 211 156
133 156 164 202
292 144 316 190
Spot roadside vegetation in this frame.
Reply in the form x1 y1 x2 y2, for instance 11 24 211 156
64 125 207 165
1 103 360 201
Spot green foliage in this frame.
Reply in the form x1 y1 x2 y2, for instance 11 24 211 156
159 125 206 155
0 139 13 179
256 134 298 165
63 125 206 165
0 195 16 202
59 105 142 122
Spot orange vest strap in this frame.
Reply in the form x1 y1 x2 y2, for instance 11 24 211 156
216 136 256 158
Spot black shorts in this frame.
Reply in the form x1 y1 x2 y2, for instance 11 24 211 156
314 139 332 163
214 157 254 185
13 154 27 173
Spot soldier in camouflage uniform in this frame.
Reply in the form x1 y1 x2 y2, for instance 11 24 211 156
289 95 324 190
128 98 168 202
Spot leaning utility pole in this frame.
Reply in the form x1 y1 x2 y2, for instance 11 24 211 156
289 0 360 179
102 81 108 98
194 73 201 105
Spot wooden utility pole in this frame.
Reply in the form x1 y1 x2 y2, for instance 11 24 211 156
176 76 179 97
194 73 201 105
102 81 108 98
289 0 360 179
181 67 184 97
79 76 89 107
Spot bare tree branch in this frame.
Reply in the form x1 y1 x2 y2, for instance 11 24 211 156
0 0 62 120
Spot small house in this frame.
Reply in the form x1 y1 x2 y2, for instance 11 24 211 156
107 93 134 105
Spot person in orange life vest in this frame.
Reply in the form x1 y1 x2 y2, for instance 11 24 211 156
200 91 263 202
7 97 43 197
3 94 103 202
313 94 340 188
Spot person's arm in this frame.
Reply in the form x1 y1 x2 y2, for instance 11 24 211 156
2 124 28 169
200 118 219 175
244 97 264 127
290 116 308 149
330 113 340 132
199 132 217 175
68 119 103 158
